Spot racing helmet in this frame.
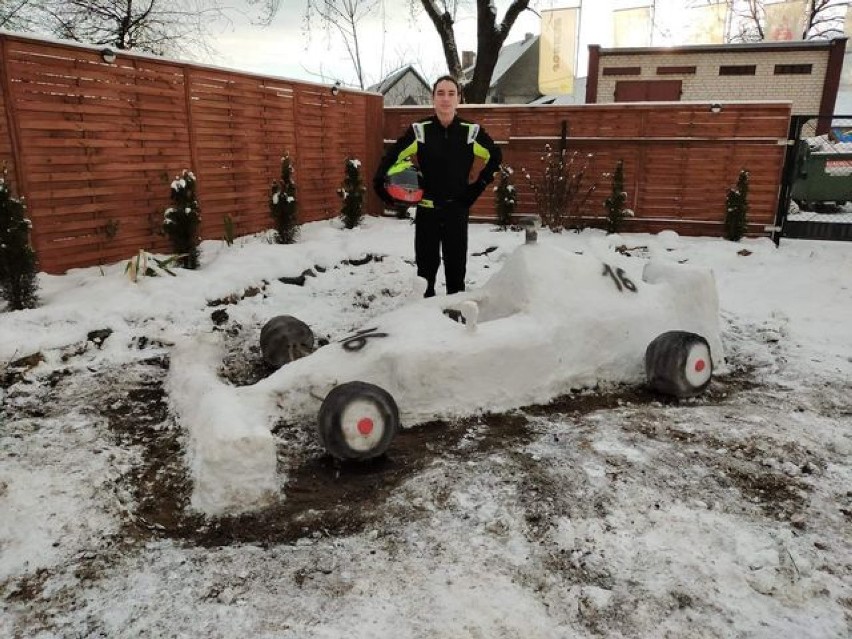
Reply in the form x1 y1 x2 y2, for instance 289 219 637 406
385 159 424 204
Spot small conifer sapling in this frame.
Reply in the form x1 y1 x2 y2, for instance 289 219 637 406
338 157 366 229
494 165 516 229
163 170 201 269
223 214 235 246
604 160 629 234
724 169 750 242
0 166 38 310
270 154 299 243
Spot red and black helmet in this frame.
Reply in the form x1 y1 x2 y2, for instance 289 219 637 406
385 160 423 204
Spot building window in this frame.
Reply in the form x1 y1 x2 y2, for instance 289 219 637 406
602 66 641 76
774 64 813 75
719 65 756 76
657 66 697 75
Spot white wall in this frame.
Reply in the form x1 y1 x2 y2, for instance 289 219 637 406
595 48 831 115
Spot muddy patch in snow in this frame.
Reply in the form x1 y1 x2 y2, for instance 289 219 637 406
3 345 764 558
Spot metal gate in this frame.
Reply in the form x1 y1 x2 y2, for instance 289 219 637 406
774 114 852 243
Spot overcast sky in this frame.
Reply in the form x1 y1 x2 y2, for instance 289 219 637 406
210 0 618 89
208 0 848 90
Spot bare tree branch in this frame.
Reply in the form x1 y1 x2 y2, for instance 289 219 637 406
304 0 380 89
3 0 282 59
727 0 848 42
413 0 532 103
0 0 39 29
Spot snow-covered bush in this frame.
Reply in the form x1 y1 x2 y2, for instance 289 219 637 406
521 145 597 232
724 169 749 242
338 157 366 229
270 153 299 244
163 170 201 269
0 166 38 310
494 164 516 229
604 159 630 234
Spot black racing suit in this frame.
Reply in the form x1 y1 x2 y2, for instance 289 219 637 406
373 114 502 296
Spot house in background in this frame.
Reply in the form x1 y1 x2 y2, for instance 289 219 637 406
585 38 847 124
463 32 541 104
368 65 431 106
531 77 587 105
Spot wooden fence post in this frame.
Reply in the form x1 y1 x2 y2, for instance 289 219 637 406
0 36 28 198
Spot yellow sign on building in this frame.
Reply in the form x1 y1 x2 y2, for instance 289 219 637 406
765 0 807 41
538 7 579 95
613 6 652 48
685 3 727 44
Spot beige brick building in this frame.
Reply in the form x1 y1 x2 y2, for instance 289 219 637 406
586 38 847 120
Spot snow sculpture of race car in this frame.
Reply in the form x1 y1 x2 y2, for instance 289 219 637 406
169 233 722 514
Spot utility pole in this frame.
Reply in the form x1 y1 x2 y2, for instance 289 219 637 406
650 0 657 46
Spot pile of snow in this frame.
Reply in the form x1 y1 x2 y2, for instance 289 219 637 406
3 218 852 639
168 234 722 514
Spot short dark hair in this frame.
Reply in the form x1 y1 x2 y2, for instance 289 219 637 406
432 75 461 96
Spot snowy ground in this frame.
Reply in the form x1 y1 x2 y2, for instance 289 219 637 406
1 218 851 638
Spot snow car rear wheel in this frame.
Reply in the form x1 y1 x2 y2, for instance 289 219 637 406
260 315 315 369
645 331 713 398
318 382 400 460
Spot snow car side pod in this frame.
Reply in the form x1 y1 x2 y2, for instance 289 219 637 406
645 331 713 398
317 381 400 460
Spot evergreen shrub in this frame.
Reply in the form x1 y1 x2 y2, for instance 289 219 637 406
338 157 366 229
270 153 299 243
163 170 201 269
0 166 38 310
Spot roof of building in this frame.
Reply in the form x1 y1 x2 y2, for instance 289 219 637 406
368 64 431 95
463 33 539 88
596 36 847 57
530 77 587 104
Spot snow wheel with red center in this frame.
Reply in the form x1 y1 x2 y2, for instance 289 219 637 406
645 331 713 398
317 381 400 460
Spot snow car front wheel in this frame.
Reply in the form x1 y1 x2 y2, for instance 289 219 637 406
317 382 400 460
645 331 713 398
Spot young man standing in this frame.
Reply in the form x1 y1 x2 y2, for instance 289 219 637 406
374 76 502 297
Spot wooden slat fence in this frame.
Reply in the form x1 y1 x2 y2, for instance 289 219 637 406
384 102 791 235
1 33 792 274
0 33 384 273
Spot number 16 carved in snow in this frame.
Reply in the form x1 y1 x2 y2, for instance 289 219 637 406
602 264 637 293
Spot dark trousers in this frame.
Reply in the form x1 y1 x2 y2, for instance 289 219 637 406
415 202 469 297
